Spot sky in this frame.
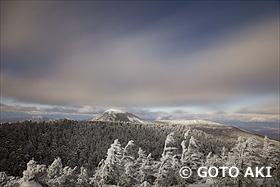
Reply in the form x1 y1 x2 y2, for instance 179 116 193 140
0 1 279 123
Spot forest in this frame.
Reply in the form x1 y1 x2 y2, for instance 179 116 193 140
0 120 279 186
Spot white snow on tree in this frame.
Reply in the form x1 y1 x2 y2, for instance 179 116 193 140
46 157 77 186
260 135 279 185
162 132 178 159
47 157 63 180
2 129 279 187
123 140 135 161
181 128 191 157
77 167 89 185
138 149 157 184
0 172 20 187
155 132 182 187
22 159 46 183
0 172 8 186
218 136 259 186
140 180 151 187
137 148 147 162
93 139 124 186
220 147 228 163
261 136 278 166
203 152 219 185
181 136 203 170
121 140 139 186
184 127 191 139
21 159 46 186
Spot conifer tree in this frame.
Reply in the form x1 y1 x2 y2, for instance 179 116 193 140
77 167 89 185
181 136 203 169
22 159 46 184
220 137 258 187
93 139 124 186
138 150 157 184
155 133 181 187
121 140 139 186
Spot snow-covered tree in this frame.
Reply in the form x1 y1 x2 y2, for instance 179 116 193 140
22 159 46 183
123 140 135 160
155 133 181 186
0 172 9 186
22 159 46 185
138 150 157 184
261 136 277 166
162 132 178 159
47 157 63 180
181 128 191 156
259 136 279 185
220 146 228 163
93 139 124 186
181 136 203 170
219 137 259 187
47 157 77 186
77 167 89 185
202 152 219 185
121 140 138 186
180 135 204 184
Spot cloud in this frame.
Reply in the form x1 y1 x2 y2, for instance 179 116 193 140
235 100 279 115
1 104 41 112
1 102 278 123
0 103 104 115
1 2 279 109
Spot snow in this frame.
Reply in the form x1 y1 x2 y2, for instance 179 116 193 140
20 181 42 187
127 116 134 122
127 116 144 123
135 118 144 124
92 109 144 123
105 109 125 114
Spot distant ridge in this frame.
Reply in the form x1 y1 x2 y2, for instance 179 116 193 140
158 119 222 126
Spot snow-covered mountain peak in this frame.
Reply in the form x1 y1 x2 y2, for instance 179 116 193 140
92 110 144 123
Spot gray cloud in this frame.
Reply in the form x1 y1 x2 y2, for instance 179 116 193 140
0 103 104 115
235 100 279 115
1 2 279 110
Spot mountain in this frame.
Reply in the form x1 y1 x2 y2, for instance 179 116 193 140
91 109 144 123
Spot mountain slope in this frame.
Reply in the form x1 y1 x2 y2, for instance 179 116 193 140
91 109 144 123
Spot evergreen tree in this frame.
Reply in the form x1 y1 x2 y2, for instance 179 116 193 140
93 139 124 186
220 137 259 187
155 133 181 187
181 136 203 169
138 149 157 184
121 140 139 186
77 167 89 185
261 136 276 166
47 157 77 186
47 157 63 180
181 128 191 157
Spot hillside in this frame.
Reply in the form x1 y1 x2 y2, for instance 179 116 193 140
1 119 279 178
